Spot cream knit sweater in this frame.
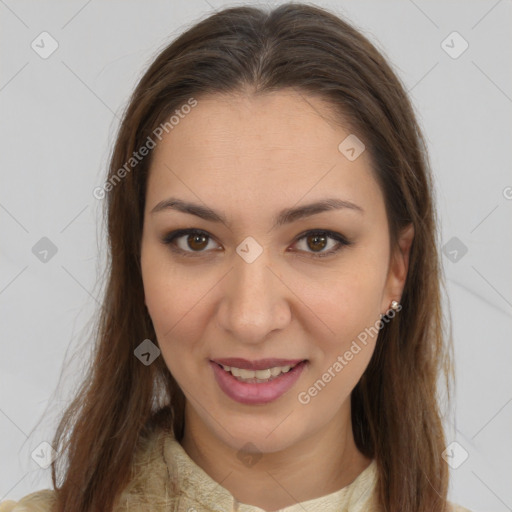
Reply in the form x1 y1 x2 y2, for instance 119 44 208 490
0 425 474 512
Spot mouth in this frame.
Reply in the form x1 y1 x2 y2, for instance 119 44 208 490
213 359 304 383
209 358 308 404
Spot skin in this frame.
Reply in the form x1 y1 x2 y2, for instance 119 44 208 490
140 89 414 511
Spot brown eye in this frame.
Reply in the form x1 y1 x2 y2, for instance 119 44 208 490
163 228 352 259
306 233 328 252
292 230 352 259
187 233 209 251
162 229 219 256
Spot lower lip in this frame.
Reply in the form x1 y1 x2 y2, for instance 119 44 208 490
210 360 307 405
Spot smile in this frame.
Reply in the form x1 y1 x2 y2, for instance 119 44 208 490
218 362 300 383
209 359 308 405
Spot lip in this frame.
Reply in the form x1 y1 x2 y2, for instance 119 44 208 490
211 358 305 371
210 359 308 405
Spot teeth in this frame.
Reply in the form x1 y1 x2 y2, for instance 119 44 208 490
220 364 296 382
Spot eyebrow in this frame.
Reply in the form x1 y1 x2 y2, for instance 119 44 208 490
150 196 364 230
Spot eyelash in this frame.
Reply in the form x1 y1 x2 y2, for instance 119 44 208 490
161 228 352 259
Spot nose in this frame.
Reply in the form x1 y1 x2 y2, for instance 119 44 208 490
216 246 292 345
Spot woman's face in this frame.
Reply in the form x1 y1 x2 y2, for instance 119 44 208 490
141 90 411 453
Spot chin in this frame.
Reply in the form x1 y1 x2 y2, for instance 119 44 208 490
208 412 309 454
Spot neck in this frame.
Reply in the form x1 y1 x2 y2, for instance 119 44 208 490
180 401 372 511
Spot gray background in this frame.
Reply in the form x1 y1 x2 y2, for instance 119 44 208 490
1 1 511 510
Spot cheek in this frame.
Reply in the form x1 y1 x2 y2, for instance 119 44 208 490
303 261 386 342
142 244 199 332
141 246 216 382
297 277 382 411
141 247 185 347
142 268 199 385
297 254 387 402
144 278 204 353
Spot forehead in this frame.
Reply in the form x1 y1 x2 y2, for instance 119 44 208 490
152 90 353 163
146 90 384 224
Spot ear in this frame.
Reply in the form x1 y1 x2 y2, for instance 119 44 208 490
381 223 414 313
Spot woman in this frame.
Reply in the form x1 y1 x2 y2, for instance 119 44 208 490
0 3 473 511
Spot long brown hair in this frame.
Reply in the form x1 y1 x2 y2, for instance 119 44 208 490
48 3 453 511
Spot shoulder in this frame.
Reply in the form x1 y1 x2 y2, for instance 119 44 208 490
0 489 56 512
0 420 169 512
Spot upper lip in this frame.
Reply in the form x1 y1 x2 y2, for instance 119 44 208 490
211 358 306 370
